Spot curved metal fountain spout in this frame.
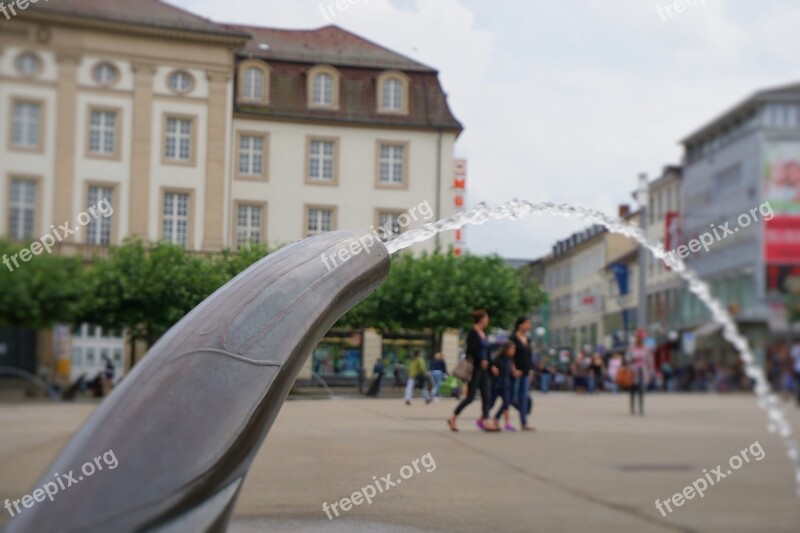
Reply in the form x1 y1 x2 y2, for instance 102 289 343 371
6 231 390 533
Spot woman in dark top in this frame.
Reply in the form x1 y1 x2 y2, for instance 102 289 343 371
448 309 499 432
510 316 535 431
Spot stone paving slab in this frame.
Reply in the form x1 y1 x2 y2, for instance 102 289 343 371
1 394 799 532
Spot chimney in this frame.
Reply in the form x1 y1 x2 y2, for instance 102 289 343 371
618 204 630 218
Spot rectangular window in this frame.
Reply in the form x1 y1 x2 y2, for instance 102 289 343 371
162 192 189 248
89 110 117 155
236 204 263 249
86 186 113 245
12 101 41 149
379 144 405 185
309 140 335 182
239 134 265 176
307 207 334 236
165 117 192 162
9 178 37 240
377 211 403 241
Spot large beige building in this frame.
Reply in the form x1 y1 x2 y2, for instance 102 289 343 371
0 0 462 383
542 207 638 353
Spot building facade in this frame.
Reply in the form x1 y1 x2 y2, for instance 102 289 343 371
0 0 462 382
679 82 800 364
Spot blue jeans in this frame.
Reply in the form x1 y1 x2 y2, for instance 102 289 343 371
513 376 531 426
540 373 551 393
431 370 445 397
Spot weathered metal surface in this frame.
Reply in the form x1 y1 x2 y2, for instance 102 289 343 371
7 231 389 533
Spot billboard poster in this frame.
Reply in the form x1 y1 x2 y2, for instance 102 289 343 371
763 144 800 293
763 142 800 215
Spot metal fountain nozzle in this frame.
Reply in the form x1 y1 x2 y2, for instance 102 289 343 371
6 231 390 533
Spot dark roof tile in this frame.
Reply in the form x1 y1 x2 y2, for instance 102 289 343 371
28 0 249 39
229 24 434 72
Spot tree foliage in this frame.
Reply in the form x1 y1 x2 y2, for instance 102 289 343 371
75 240 270 351
338 251 544 333
0 240 84 328
2 239 540 362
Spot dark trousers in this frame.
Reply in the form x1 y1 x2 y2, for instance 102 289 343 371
491 385 512 420
455 365 491 419
630 368 645 415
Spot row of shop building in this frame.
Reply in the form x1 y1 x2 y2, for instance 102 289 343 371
525 80 800 369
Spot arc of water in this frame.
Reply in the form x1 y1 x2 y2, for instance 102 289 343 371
387 198 800 495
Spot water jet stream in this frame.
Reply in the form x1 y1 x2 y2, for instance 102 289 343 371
388 198 800 495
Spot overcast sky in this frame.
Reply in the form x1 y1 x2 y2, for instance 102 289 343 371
174 0 800 259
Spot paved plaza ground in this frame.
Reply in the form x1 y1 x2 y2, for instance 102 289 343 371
1 393 799 532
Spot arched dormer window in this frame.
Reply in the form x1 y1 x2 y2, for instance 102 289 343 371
238 60 270 103
377 71 409 114
307 65 340 110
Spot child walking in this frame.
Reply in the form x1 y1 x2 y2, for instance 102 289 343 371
490 341 518 431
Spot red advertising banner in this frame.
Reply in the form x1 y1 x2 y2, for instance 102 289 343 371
764 216 800 264
664 211 680 270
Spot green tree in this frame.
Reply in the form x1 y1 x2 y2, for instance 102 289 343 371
77 239 229 362
339 251 543 339
0 239 84 328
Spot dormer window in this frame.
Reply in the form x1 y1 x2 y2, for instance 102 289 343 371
383 78 403 110
377 71 409 114
307 65 340 110
313 73 333 105
238 60 270 103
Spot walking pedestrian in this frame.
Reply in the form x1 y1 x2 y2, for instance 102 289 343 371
405 349 432 405
626 329 654 416
510 316 535 430
448 309 499 432
490 340 517 431
367 357 385 397
430 352 448 400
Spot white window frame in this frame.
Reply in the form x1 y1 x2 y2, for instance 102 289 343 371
239 135 265 176
309 140 336 182
382 78 404 111
312 73 334 106
307 207 334 236
236 204 263 249
165 117 193 162
9 178 37 240
243 67 264 100
89 110 117 155
86 186 113 245
379 144 406 186
162 192 190 247
12 101 41 149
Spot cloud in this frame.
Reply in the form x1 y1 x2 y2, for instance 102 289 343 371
172 0 800 259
